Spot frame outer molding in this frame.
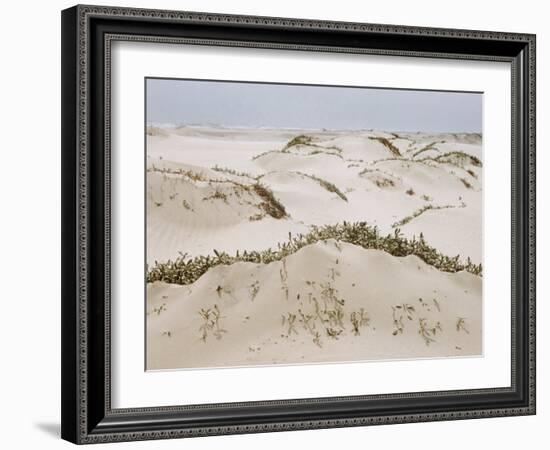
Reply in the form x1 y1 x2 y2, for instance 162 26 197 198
61 4 536 444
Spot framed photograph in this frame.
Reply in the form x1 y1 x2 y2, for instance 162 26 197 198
61 4 536 444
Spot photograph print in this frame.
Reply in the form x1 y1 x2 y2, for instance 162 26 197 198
145 78 483 371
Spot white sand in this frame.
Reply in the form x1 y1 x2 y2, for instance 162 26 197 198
146 126 483 369
147 240 481 369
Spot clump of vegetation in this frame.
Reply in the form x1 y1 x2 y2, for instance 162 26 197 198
350 308 370 336
202 189 228 203
418 318 442 345
433 151 482 168
281 312 298 336
252 183 287 219
359 168 401 188
147 222 482 286
460 178 473 189
211 165 257 180
374 178 395 188
406 188 415 196
412 141 440 158
421 194 432 202
215 282 232 298
294 172 348 201
249 280 260 301
182 199 193 211
252 140 343 161
254 135 312 160
282 273 348 347
148 165 208 182
283 134 313 150
198 305 226 342
149 303 167 316
456 317 470 334
369 136 402 157
391 303 416 335
391 203 458 228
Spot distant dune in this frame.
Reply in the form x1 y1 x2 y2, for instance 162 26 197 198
146 125 483 369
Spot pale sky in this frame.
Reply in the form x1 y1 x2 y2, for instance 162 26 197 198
146 78 482 133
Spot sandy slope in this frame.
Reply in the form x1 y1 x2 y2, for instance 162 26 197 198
147 127 482 265
146 126 483 369
147 240 481 369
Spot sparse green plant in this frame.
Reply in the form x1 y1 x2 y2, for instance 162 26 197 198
283 134 313 150
211 165 256 179
412 141 440 158
249 280 260 301
147 222 483 286
298 309 317 335
326 327 343 339
312 331 322 348
148 165 208 182
182 199 193 210
294 172 348 201
391 304 415 335
215 283 232 298
198 305 226 342
432 151 482 168
281 312 298 336
203 189 228 202
392 203 459 228
359 168 400 188
252 135 342 161
350 308 370 336
151 303 167 316
252 183 287 219
418 318 441 345
456 317 470 334
369 136 402 157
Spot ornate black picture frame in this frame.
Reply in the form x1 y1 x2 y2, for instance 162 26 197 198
61 4 536 444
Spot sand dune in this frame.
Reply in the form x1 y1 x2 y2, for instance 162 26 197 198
147 240 481 369
146 126 483 369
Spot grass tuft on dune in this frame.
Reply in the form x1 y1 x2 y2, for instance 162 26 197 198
252 183 288 219
369 136 402 157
